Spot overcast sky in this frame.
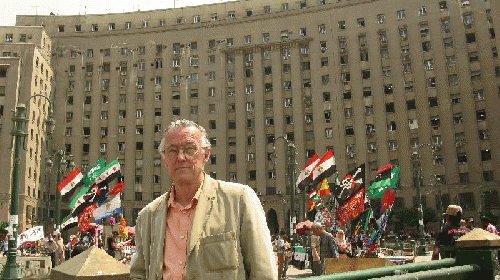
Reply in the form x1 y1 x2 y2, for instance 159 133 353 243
0 0 235 26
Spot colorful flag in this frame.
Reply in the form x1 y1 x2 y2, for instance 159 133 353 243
335 164 365 206
83 158 107 187
94 158 121 185
61 215 78 231
368 165 401 199
381 188 397 214
318 179 331 196
296 153 320 190
109 181 124 196
58 168 84 196
336 188 365 226
311 150 336 187
308 189 317 199
93 195 122 222
69 185 91 213
78 203 98 233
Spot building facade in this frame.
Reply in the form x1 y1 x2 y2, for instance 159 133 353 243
6 0 500 233
0 27 53 231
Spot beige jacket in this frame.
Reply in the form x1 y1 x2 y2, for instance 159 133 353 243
130 175 277 280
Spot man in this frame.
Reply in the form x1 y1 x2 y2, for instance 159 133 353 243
277 230 291 279
311 223 338 275
481 216 499 235
130 119 277 280
433 205 469 259
45 235 57 267
54 231 65 266
107 231 119 258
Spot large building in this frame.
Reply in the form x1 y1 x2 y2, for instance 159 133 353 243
3 0 499 233
0 26 53 231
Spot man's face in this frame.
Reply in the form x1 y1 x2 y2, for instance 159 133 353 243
162 126 210 184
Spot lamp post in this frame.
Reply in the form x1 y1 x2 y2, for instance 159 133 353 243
46 150 75 228
273 136 297 246
1 95 55 280
412 143 435 256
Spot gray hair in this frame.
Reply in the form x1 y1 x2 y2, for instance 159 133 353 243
158 119 211 155
311 223 323 230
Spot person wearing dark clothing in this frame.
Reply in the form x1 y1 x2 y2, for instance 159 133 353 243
433 205 469 259
107 231 119 258
312 223 338 275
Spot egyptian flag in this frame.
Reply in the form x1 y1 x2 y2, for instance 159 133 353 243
60 215 78 231
310 150 336 188
318 179 331 197
58 168 84 196
336 188 366 226
335 164 365 206
296 153 320 190
368 164 401 199
94 158 121 186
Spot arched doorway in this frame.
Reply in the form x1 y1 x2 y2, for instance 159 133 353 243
267 208 279 235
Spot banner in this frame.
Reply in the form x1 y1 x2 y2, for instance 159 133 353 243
17 226 44 247
336 188 365 226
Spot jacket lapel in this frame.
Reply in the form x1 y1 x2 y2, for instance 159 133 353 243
153 192 169 274
187 176 216 255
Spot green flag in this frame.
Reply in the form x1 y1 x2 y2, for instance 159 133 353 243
368 165 401 198
83 158 107 187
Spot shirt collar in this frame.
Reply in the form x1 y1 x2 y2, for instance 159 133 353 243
167 175 205 209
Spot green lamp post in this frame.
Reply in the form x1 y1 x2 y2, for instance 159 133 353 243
1 95 55 280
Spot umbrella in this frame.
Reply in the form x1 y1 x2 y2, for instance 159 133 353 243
125 226 135 234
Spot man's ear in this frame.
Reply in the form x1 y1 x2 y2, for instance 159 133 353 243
203 147 211 162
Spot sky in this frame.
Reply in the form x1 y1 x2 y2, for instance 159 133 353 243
0 0 235 26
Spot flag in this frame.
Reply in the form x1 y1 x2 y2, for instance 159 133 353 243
368 165 401 199
335 164 365 206
58 168 84 196
79 203 97 233
308 189 317 199
336 188 365 226
69 185 91 213
109 181 124 196
83 158 107 187
296 153 320 190
307 192 322 212
17 226 44 247
311 150 336 187
318 179 331 196
94 158 121 185
93 195 122 222
61 215 78 231
381 188 397 214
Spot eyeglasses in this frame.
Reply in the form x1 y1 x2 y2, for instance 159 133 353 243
164 144 201 159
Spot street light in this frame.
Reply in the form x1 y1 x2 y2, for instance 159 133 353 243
46 150 75 228
412 143 436 256
272 136 298 246
2 94 55 280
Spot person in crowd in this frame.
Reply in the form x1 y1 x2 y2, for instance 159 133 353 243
336 229 351 258
480 216 499 235
45 235 57 267
310 228 321 276
311 223 338 275
433 205 470 260
277 230 291 279
465 218 475 231
107 231 119 258
130 119 277 280
54 231 65 266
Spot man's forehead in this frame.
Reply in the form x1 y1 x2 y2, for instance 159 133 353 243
166 127 201 144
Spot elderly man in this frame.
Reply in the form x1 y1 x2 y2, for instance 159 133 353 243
311 223 338 275
130 119 277 280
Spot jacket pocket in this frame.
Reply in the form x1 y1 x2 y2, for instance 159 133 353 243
200 231 239 272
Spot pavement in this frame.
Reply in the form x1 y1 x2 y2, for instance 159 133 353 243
285 253 433 279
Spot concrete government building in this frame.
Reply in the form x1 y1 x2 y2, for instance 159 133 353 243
1 0 499 234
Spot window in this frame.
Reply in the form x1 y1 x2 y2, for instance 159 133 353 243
357 18 365 28
463 13 474 27
444 37 454 49
338 21 346 30
458 152 467 164
386 103 395 113
365 106 373 116
323 92 330 102
378 14 385 24
459 173 469 183
481 150 492 161
459 192 475 210
361 70 370 79
91 24 98 32
451 94 460 104
382 67 391 77
427 77 436 88
409 119 419 131
345 126 354 136
479 130 489 140
466 33 476 44
441 18 451 32
476 109 486 121
387 121 397 131
418 6 427 16
75 25 82 32
439 1 448 10
318 24 326 34
397 10 406 20
325 128 333 138
228 11 235 19
429 97 438 107
469 52 479 63
483 172 495 183
407 100 416 110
